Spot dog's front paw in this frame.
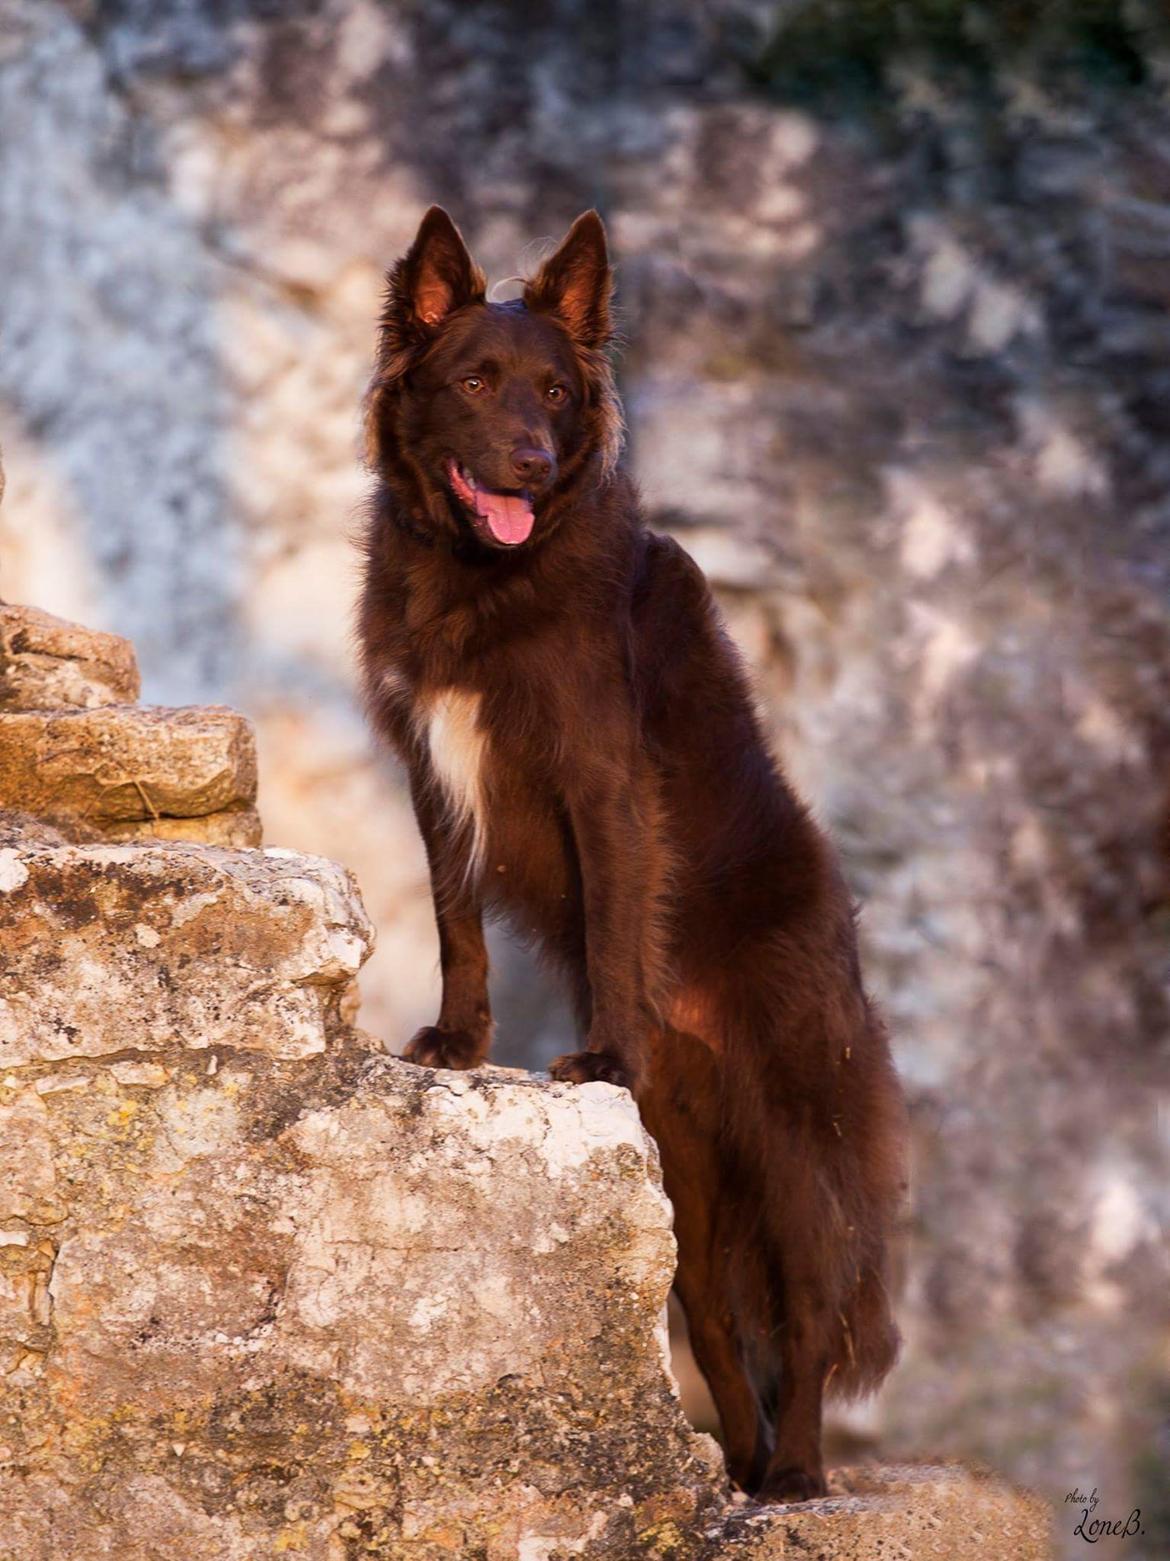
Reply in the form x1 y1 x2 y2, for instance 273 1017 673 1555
402 1026 488 1071
548 1049 632 1090
754 1464 828 1505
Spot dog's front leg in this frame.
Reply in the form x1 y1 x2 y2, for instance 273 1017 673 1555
549 753 656 1093
402 768 493 1071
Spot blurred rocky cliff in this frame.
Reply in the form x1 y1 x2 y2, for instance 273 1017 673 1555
1 3 1168 1554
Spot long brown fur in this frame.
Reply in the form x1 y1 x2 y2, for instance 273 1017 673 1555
357 206 908 1502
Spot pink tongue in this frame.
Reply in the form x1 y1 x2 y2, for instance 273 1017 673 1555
476 489 534 545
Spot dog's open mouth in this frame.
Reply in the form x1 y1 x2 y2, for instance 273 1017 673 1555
447 459 535 547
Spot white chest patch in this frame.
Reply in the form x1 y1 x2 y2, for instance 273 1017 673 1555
419 688 488 875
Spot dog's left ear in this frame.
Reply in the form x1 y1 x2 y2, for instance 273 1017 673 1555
366 208 487 465
523 211 613 350
390 206 486 332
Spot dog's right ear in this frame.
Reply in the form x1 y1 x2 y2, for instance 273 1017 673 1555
387 206 486 334
523 211 612 350
366 207 486 466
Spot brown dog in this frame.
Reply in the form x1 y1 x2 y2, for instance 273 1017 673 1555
357 207 907 1501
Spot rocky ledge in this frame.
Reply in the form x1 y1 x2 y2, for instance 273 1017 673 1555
0 602 1053 1559
0 603 261 848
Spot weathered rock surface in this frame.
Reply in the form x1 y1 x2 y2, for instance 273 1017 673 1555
0 604 262 847
0 705 258 834
715 1464 1052 1560
100 806 263 849
0 1045 723 1559
0 959 1050 1559
0 836 372 1065
0 603 141 711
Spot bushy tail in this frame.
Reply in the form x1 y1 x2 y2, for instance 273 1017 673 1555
717 956 908 1406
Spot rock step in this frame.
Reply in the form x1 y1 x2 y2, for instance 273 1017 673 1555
0 603 140 711
0 1057 705 1560
0 1030 1051 1559
0 834 372 1066
0 704 260 844
100 807 262 849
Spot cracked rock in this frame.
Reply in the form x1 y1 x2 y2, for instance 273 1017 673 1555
0 705 258 837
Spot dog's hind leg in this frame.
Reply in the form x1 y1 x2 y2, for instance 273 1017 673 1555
756 1262 830 1502
639 1026 770 1492
674 1234 771 1491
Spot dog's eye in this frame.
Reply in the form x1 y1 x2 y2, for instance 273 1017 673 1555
461 376 486 394
546 384 567 404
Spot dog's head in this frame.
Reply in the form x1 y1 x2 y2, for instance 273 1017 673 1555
366 207 621 551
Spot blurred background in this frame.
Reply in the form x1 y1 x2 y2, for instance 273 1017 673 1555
1 1 1168 1554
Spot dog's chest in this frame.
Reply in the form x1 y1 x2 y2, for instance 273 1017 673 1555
409 682 490 867
385 663 554 878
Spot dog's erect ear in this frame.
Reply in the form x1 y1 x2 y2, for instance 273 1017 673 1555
389 206 486 331
523 211 612 349
366 207 487 463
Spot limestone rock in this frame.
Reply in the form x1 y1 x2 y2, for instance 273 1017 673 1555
0 705 257 830
0 1048 716 1559
0 603 140 711
0 836 372 1065
103 806 263 849
2 802 262 850
0 810 71 849
0 797 1049 1557
0 614 259 849
0 1038 1048 1560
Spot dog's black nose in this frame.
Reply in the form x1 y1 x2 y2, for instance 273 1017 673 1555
511 446 553 484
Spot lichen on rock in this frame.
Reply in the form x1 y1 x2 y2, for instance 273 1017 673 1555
0 836 372 1066
0 1011 1051 1560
